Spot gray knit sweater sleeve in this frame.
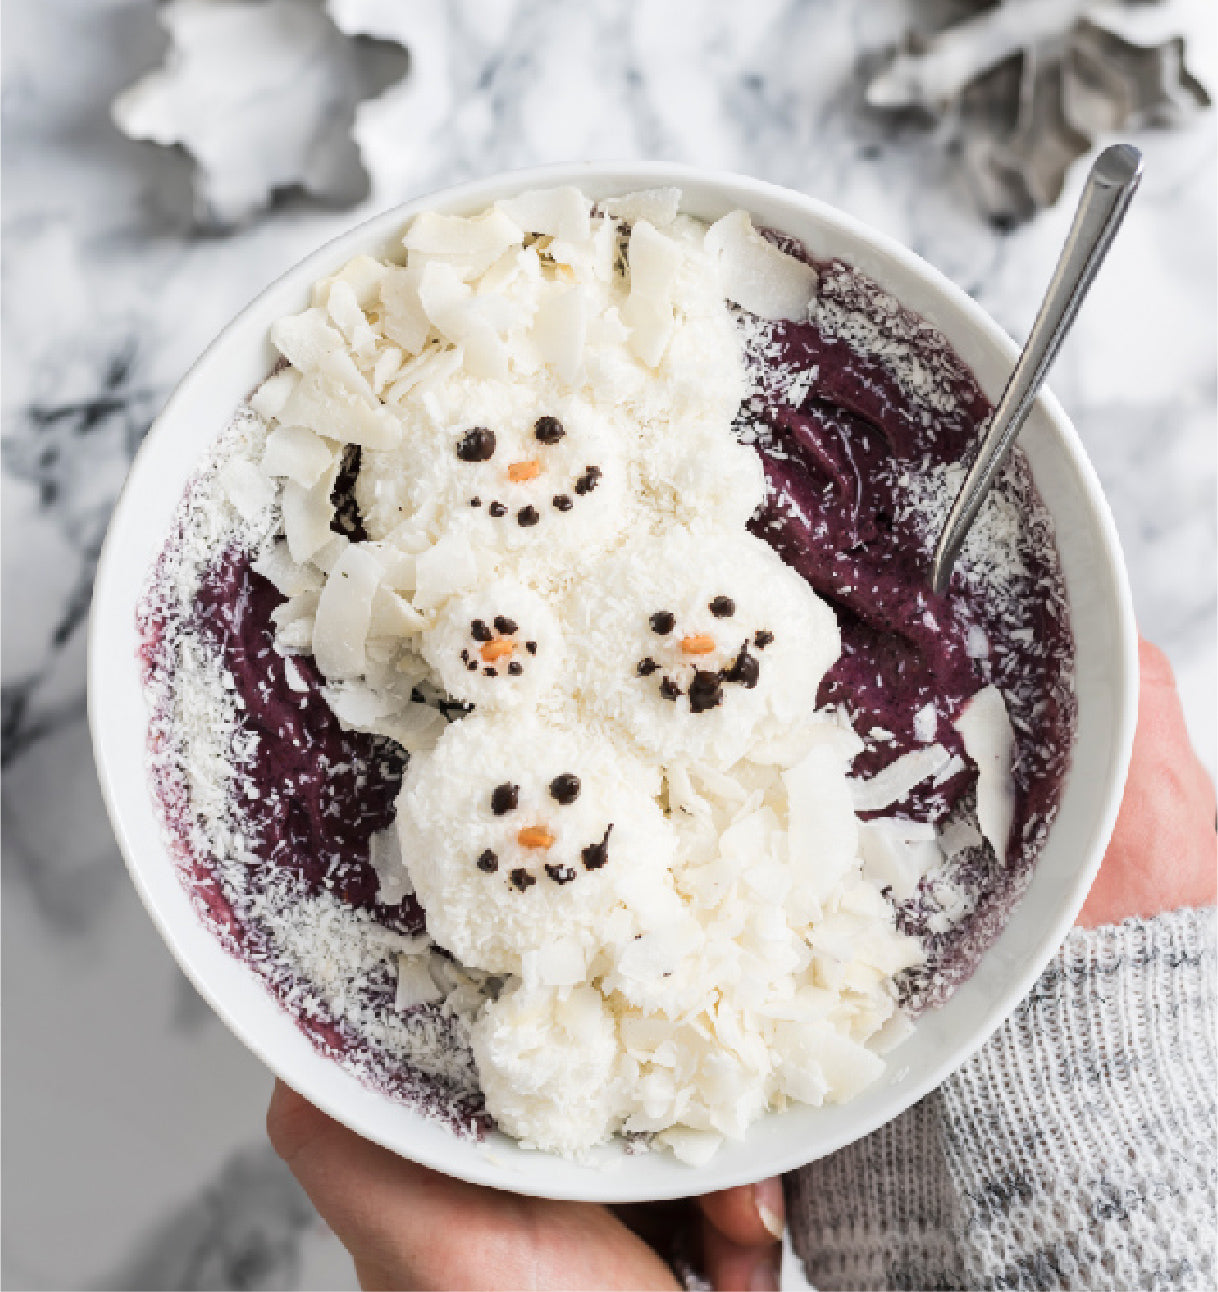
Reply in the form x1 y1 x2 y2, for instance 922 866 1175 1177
785 907 1217 1291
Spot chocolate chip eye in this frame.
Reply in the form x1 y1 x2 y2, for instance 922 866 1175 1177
494 615 518 635
534 415 565 444
456 427 496 462
754 629 774 649
549 773 581 805
709 595 736 618
649 611 676 635
490 783 520 815
470 619 493 642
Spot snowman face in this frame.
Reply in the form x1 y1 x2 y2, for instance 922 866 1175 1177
359 380 633 577
421 580 563 710
396 714 677 975
440 403 630 572
454 415 605 527
569 528 840 767
634 599 775 715
473 771 613 892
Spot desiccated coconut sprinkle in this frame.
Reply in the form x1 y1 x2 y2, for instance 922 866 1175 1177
139 185 1068 1164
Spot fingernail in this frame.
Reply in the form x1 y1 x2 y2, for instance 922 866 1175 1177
748 1251 782 1291
754 1176 785 1239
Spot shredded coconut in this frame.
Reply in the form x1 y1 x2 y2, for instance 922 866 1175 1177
138 186 1074 1162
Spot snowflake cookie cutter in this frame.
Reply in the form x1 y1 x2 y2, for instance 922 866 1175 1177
112 0 414 229
866 0 1210 226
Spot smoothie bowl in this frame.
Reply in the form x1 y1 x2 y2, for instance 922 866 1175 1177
88 164 1137 1201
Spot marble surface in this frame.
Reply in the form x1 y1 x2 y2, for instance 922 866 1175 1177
3 1 1213 1287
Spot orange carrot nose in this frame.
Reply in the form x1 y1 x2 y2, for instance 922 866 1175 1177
517 825 555 850
480 639 515 662
508 459 541 483
680 634 716 655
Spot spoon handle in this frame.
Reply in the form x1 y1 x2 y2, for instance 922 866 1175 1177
930 144 1143 596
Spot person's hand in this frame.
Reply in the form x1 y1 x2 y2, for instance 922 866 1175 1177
267 1080 784 1290
1077 638 1216 927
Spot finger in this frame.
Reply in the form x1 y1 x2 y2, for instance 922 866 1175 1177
1078 638 1217 928
266 1082 679 1291
698 1179 784 1246
701 1217 782 1291
610 1200 699 1262
1079 635 1214 930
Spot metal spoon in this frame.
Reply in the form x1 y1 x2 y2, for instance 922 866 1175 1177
929 143 1143 596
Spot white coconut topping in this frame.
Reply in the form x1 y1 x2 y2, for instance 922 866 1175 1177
397 713 679 975
704 210 818 321
420 580 564 711
567 527 839 768
156 187 1038 1163
954 685 1017 864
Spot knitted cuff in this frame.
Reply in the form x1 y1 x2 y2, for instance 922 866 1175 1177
786 907 1217 1291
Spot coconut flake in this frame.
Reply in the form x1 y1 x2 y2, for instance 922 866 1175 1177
252 540 322 598
705 210 818 321
260 424 335 487
411 533 482 611
604 188 682 227
403 209 523 260
395 956 445 1010
326 279 378 360
954 686 1016 864
622 292 673 368
859 818 943 901
249 368 299 420
848 744 952 813
462 326 510 381
373 703 446 752
783 745 859 903
270 308 345 372
938 816 984 857
313 255 387 311
658 1127 724 1166
496 187 592 243
912 702 938 744
279 371 400 451
379 265 431 355
218 458 276 522
532 285 587 385
281 458 338 564
321 679 393 727
627 220 683 300
312 543 384 678
369 586 426 637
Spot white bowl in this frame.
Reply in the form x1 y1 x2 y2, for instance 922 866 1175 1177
89 163 1138 1202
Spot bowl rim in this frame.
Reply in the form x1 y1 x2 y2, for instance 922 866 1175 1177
88 160 1139 1201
